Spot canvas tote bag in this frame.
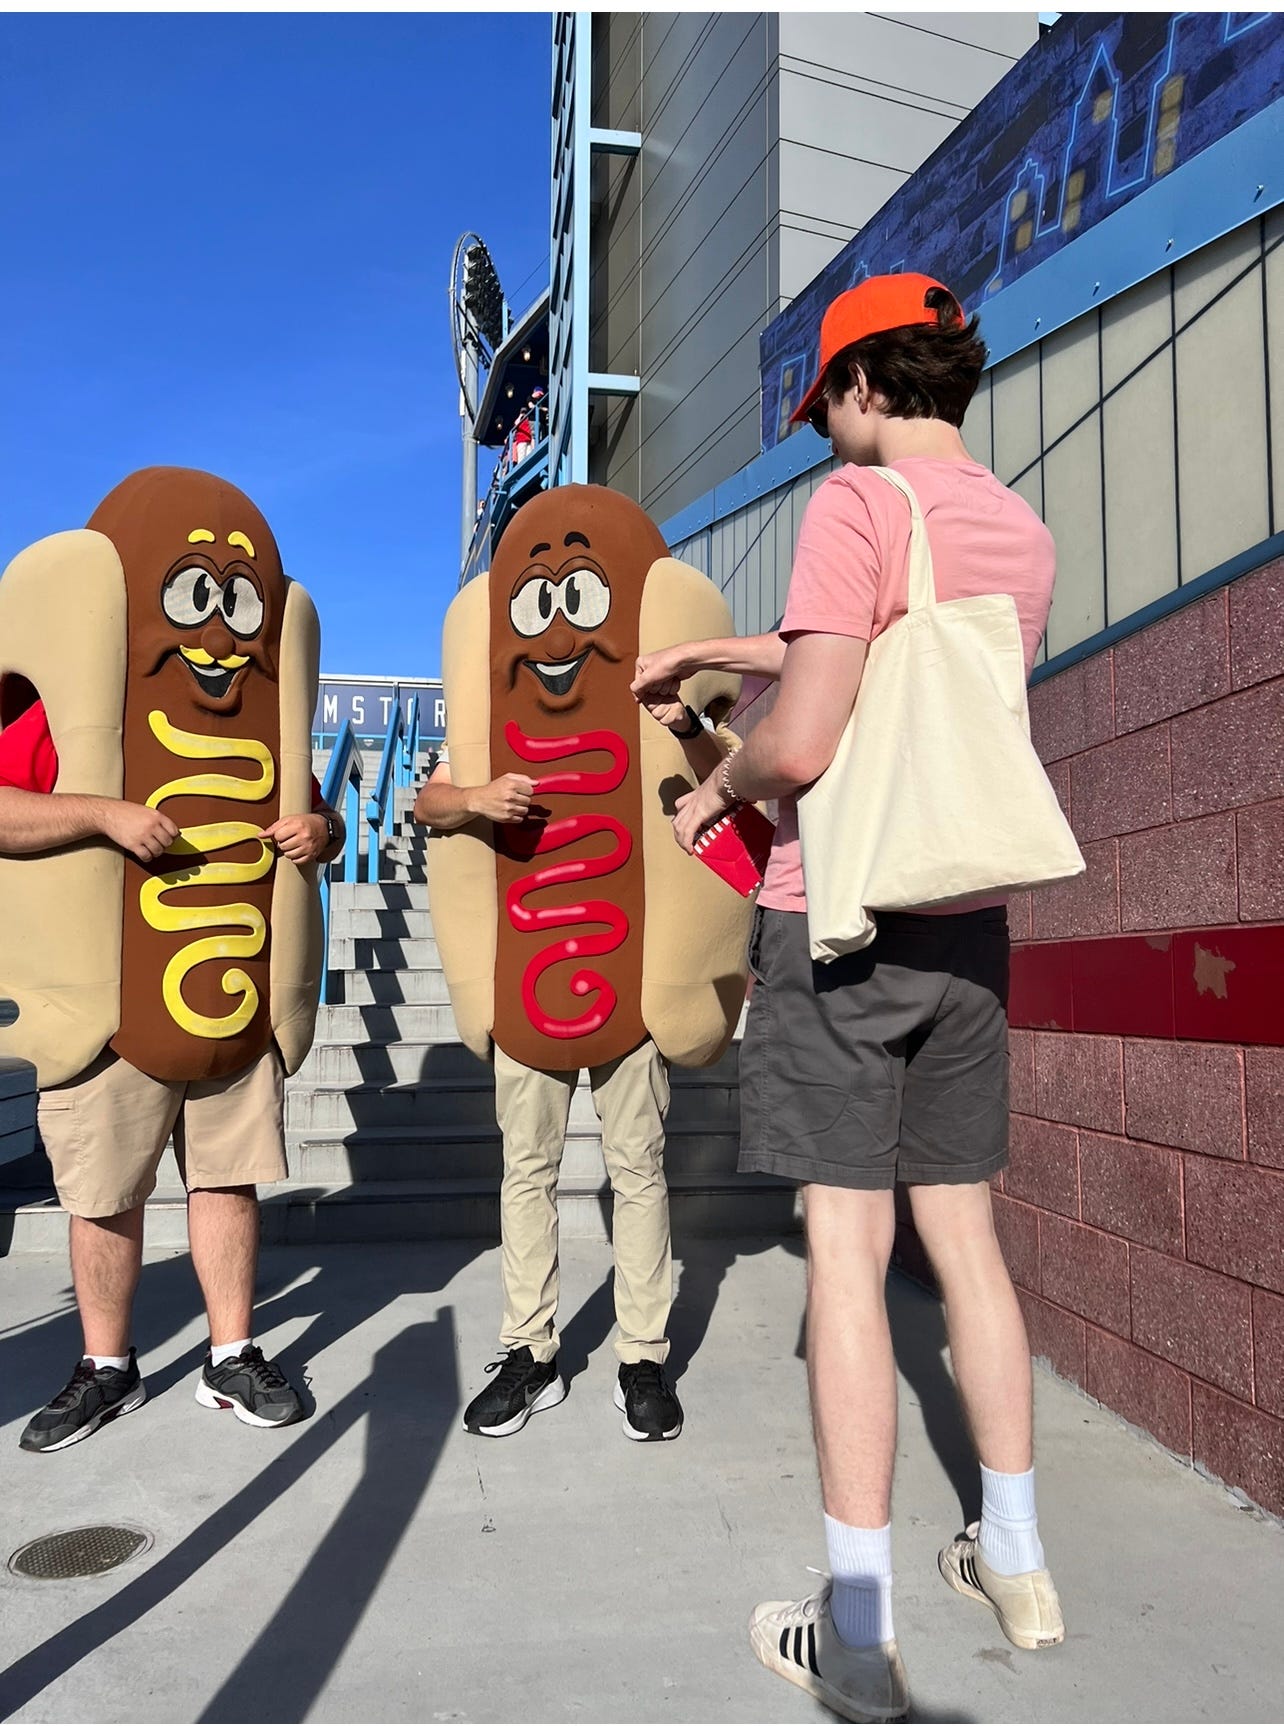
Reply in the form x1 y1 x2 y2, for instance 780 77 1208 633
798 465 1084 962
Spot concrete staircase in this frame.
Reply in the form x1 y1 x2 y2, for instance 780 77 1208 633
0 787 794 1252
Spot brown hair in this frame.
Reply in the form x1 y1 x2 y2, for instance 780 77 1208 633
818 287 987 428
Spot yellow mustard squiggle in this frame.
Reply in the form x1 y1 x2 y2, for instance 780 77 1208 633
140 711 276 1040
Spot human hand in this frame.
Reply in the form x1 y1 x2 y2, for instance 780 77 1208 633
260 813 330 866
639 692 688 731
631 645 693 700
99 800 180 864
468 773 539 824
672 772 732 854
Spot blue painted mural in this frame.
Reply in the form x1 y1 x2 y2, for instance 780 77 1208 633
760 11 1284 450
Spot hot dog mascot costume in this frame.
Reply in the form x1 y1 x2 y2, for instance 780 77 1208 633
0 466 333 1450
425 484 753 1442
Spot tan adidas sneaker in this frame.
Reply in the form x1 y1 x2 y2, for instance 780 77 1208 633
939 1523 1065 1650
749 1583 910 1722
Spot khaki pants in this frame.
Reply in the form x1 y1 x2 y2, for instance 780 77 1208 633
495 1039 672 1365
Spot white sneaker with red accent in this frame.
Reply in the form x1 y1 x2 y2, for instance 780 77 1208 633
748 1582 909 1722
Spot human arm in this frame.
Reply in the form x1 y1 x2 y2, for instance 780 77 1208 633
0 788 179 862
631 632 786 701
671 631 868 852
671 472 882 850
411 761 538 831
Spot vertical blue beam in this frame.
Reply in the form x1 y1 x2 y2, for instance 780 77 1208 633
344 775 360 884
571 11 592 485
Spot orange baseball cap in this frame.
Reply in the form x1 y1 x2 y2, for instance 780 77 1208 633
790 272 963 426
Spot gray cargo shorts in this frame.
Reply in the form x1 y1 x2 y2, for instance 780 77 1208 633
737 905 1010 1190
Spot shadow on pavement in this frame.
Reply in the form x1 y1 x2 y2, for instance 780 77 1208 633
0 1314 458 1723
887 1274 982 1529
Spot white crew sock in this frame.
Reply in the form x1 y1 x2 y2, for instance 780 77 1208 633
86 1353 130 1372
210 1338 252 1367
823 1515 894 1649
978 1463 1045 1576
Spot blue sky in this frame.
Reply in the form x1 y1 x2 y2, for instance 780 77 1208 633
0 12 551 677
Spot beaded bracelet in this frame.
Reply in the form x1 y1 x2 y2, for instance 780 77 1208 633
719 749 741 807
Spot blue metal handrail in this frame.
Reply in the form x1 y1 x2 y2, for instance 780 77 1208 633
317 693 423 1005
318 720 363 1004
364 693 420 884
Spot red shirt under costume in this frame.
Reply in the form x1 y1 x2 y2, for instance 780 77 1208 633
0 700 324 807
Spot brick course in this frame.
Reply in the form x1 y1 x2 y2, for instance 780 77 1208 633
1123 1040 1244 1158
1078 1132 1184 1255
1033 1032 1124 1133
1129 1248 1252 1398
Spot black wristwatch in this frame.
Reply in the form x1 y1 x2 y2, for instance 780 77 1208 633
668 704 704 741
321 812 339 846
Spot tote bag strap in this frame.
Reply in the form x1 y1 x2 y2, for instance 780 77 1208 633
868 466 937 612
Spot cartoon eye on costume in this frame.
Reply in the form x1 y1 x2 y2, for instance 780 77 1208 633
162 566 222 628
219 574 265 640
510 578 559 638
510 572 611 636
561 569 610 628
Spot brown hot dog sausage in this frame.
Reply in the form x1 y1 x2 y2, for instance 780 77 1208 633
90 469 288 1082
486 486 667 1071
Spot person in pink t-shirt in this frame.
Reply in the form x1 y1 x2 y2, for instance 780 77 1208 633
633 274 1064 1720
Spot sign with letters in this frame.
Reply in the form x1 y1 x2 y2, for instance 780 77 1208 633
313 678 446 745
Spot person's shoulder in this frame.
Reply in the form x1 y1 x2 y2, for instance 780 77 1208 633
803 466 885 529
984 470 1056 549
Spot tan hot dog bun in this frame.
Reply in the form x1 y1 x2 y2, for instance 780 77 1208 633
429 484 752 1072
0 467 322 1088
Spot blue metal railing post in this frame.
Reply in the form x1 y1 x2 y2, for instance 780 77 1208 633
318 720 360 1005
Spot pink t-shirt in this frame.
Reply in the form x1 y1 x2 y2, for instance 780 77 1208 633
759 457 1056 914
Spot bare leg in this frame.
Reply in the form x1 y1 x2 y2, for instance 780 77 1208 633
71 1208 144 1357
803 1184 898 1525
908 1181 1032 1472
187 1186 259 1347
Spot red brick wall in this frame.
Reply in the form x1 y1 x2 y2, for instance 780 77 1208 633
1003 556 1284 1516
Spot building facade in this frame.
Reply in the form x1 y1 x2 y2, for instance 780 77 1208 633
549 10 1036 523
657 11 1284 1517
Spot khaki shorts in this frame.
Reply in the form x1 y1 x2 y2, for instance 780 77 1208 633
38 1046 288 1219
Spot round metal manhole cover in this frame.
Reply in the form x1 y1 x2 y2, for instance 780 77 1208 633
9 1524 153 1581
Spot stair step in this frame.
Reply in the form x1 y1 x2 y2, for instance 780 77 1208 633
328 936 441 971
329 882 429 911
295 1028 742 1083
0 1173 798 1251
284 1121 746 1183
286 1069 747 1131
328 908 435 941
323 970 453 1008
311 1000 457 1039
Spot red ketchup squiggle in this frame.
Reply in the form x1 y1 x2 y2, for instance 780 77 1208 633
501 723 632 1040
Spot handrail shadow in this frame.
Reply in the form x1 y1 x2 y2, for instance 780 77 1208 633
0 1314 458 1723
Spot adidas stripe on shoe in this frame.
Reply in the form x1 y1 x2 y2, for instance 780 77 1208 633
939 1522 1065 1650
748 1583 909 1723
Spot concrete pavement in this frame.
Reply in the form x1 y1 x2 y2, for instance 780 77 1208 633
1 1238 1281 1724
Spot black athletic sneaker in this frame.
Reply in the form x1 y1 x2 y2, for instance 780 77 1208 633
614 1360 683 1441
463 1346 566 1437
195 1345 302 1428
19 1351 147 1453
